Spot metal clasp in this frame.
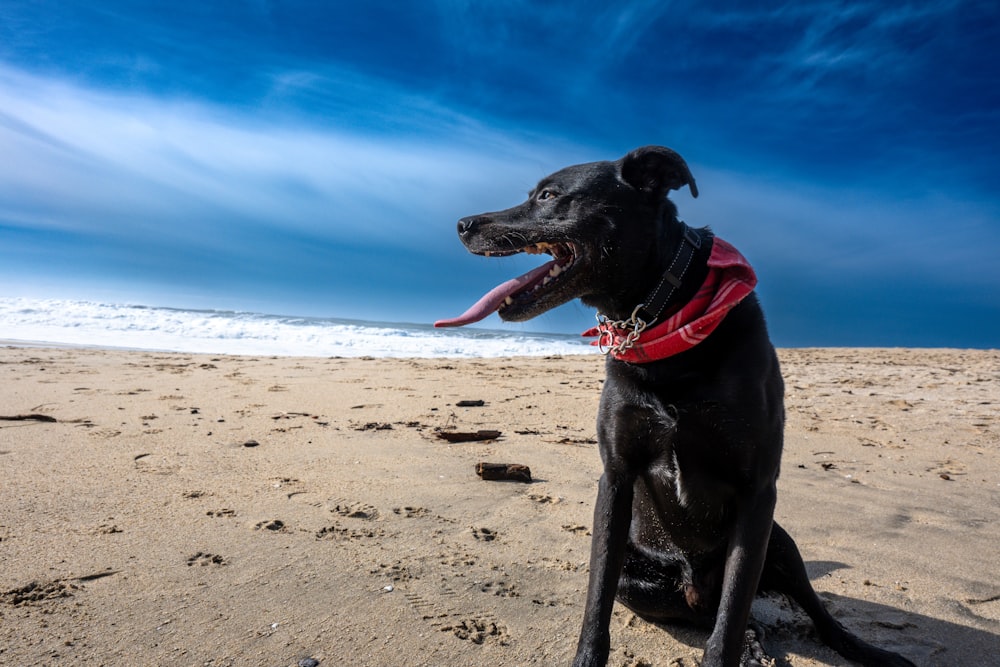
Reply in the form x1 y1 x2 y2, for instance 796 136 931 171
595 304 647 355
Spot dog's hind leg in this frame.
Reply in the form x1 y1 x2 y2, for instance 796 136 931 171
759 522 916 667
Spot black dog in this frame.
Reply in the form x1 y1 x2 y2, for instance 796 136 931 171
436 146 915 667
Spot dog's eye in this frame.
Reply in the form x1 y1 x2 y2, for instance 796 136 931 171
536 189 556 201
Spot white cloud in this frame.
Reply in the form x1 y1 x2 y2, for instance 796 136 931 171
683 1 965 100
0 64 566 251
1 52 996 320
687 164 1000 297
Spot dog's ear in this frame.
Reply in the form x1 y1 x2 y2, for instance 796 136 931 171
619 146 699 199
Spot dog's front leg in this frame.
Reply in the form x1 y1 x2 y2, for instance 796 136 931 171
572 468 635 667
702 483 776 667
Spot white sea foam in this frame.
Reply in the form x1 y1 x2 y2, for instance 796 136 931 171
0 298 594 358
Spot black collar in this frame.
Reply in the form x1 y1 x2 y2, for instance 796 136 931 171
635 224 709 325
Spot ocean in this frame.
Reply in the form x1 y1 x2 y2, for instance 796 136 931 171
0 297 595 358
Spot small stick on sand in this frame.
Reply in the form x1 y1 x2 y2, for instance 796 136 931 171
436 430 501 443
476 462 532 483
0 414 57 423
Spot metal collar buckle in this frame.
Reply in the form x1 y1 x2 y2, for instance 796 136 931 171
683 225 702 249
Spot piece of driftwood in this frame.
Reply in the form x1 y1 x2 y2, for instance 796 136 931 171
476 462 532 483
0 414 57 423
435 430 501 443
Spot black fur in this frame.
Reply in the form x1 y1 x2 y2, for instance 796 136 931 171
455 146 916 667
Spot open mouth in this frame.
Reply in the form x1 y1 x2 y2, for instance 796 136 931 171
435 241 582 327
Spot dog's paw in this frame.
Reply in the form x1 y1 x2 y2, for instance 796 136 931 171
740 625 776 667
571 652 607 667
571 636 610 667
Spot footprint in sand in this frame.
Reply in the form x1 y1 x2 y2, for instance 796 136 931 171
369 561 417 583
439 551 477 567
186 552 227 566
470 526 497 542
477 580 519 598
405 589 461 622
315 523 384 540
533 557 582 572
329 500 380 520
93 523 122 535
404 580 509 644
254 519 288 532
1 579 79 606
392 506 430 518
439 618 510 645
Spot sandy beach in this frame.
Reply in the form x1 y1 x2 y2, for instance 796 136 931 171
1 345 997 666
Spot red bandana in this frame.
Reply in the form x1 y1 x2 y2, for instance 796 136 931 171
582 237 757 363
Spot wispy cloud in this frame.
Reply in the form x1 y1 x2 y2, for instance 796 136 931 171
692 166 1000 294
0 60 600 323
737 2 956 96
0 64 562 252
2 54 997 306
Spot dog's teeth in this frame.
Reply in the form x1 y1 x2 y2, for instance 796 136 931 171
549 264 562 277
505 296 513 305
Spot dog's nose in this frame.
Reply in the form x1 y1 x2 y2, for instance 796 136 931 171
457 216 479 237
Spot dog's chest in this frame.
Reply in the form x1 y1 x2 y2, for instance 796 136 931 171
625 403 739 534
633 441 736 554
601 371 742 522
648 450 691 506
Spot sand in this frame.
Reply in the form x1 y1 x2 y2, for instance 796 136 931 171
1 346 997 666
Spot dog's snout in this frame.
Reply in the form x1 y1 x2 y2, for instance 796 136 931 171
457 216 479 237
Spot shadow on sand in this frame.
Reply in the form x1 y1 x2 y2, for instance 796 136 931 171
647 561 999 666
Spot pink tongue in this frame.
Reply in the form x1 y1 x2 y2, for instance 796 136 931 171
434 260 557 327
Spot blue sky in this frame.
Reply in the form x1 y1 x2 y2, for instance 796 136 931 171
1 1 997 347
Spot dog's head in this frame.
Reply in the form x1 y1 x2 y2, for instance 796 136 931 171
435 146 698 327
